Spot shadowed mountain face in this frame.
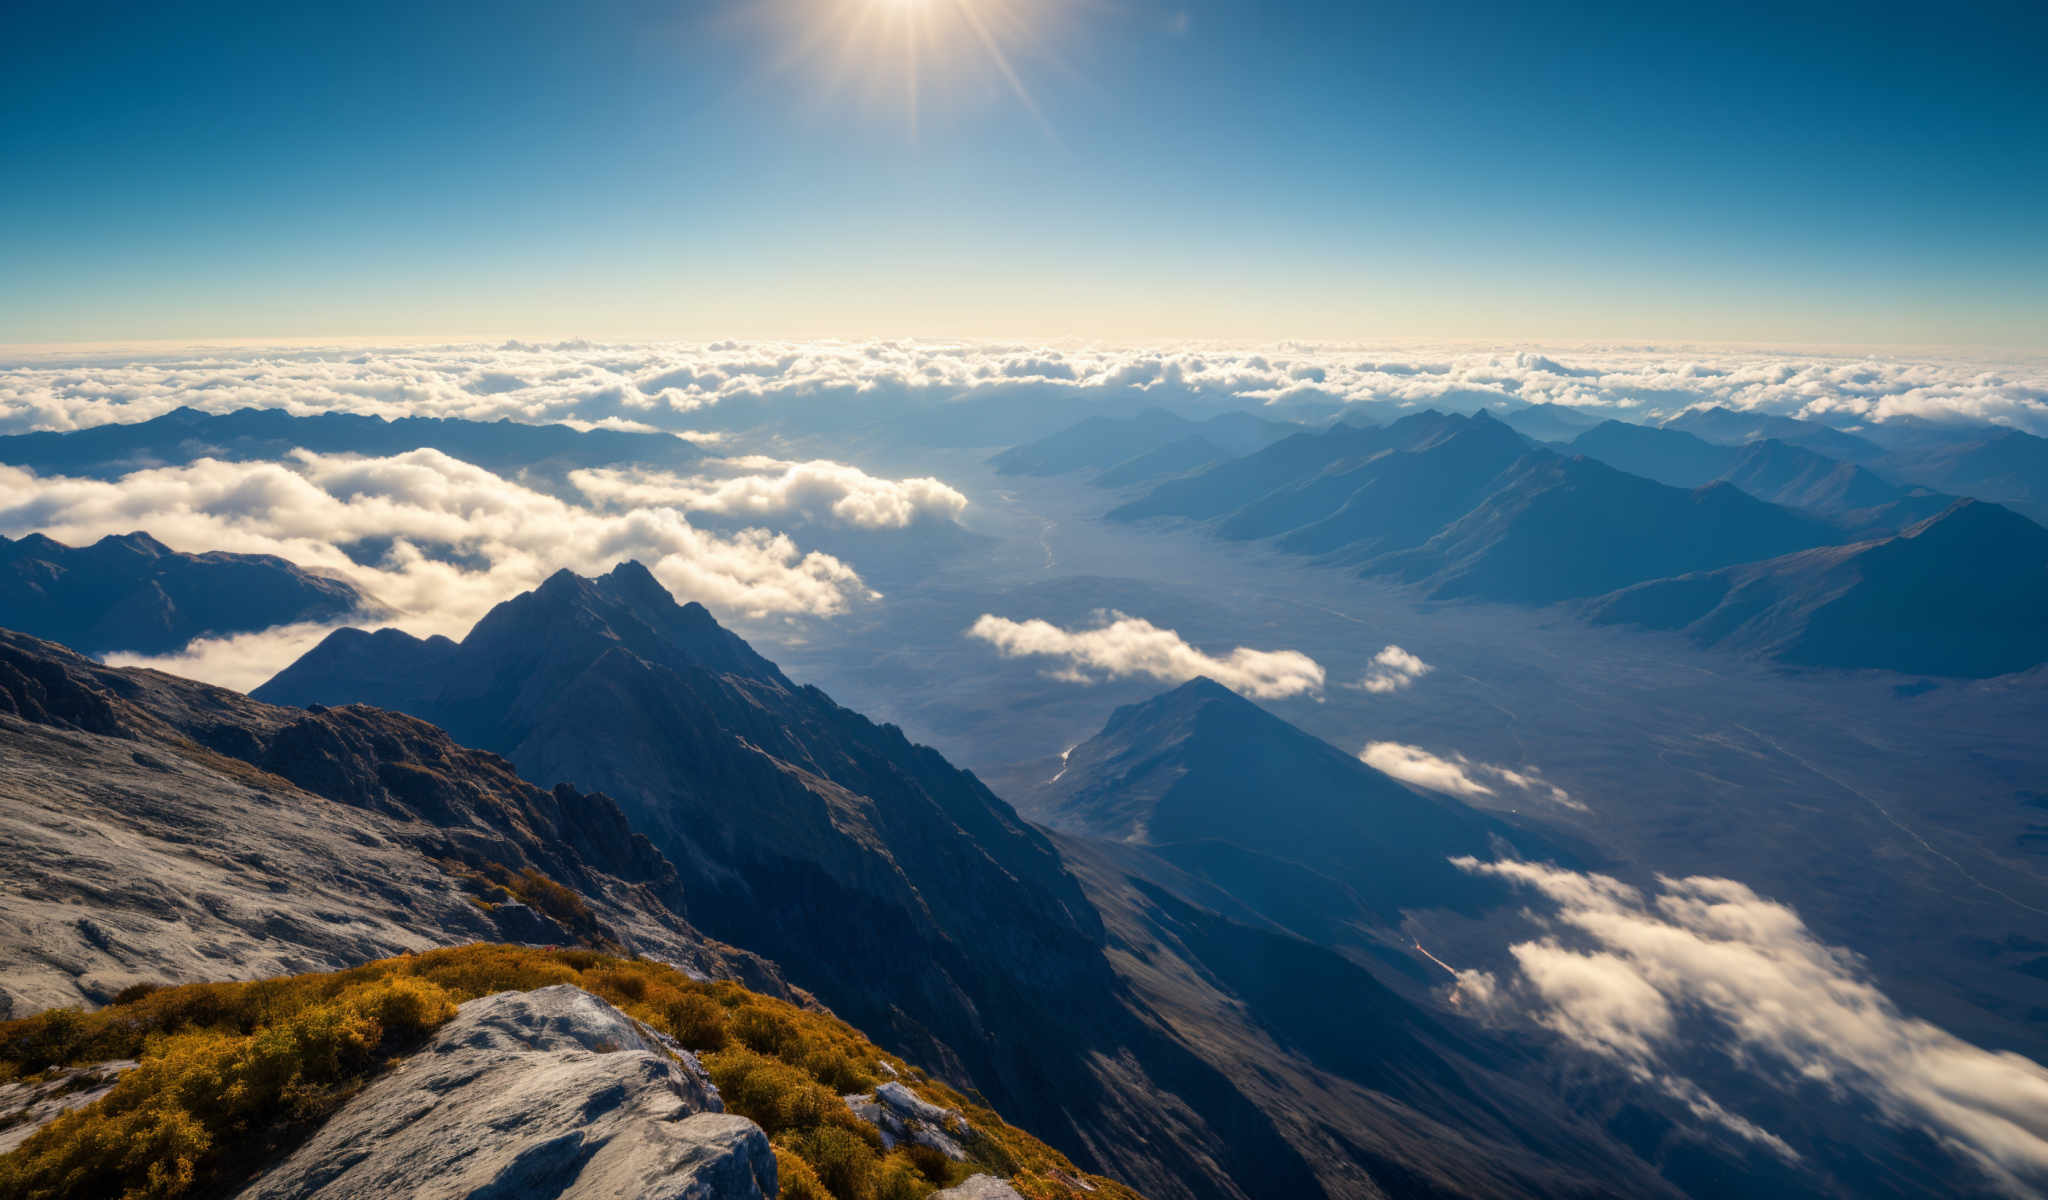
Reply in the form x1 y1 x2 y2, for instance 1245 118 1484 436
1880 426 2048 526
1566 426 1954 535
1584 500 2048 677
0 531 365 654
0 405 705 480
257 564 1682 1200
0 627 780 1016
1027 678 1539 927
1105 412 1840 606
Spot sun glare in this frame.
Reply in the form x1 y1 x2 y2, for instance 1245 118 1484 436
757 0 1062 136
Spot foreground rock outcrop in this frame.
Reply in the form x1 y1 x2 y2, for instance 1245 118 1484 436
238 986 776 1200
0 628 780 1014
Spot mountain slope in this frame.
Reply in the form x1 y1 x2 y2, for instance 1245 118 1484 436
257 565 1684 1200
1029 678 1540 925
1583 500 2048 676
993 410 1298 479
0 627 776 1016
0 405 705 480
1368 457 1838 605
1659 406 1884 462
0 531 366 654
1879 426 2048 525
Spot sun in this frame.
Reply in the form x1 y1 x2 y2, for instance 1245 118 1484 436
754 0 1063 137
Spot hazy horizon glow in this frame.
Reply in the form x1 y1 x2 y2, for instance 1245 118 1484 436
4 0 2045 345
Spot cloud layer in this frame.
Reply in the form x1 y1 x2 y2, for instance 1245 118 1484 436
1360 741 1584 811
1452 858 2048 1193
966 612 1325 699
3 340 2044 437
0 450 878 682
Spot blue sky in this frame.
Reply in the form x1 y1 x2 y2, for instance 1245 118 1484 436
4 0 2044 345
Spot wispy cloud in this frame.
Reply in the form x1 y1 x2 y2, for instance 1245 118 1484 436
1452 858 2048 1193
965 612 1325 699
1360 741 1584 811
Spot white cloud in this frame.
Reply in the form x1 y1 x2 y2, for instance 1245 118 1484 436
0 451 876 686
965 612 1325 699
103 622 347 693
1353 644 1431 694
1 341 2042 437
1360 741 1585 811
569 460 967 529
1453 858 2048 1194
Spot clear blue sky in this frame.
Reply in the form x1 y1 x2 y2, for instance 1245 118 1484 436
4 0 2044 345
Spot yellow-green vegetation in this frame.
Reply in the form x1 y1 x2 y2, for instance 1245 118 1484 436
437 858 616 947
0 945 1146 1200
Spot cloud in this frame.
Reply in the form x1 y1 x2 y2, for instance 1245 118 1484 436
569 460 968 529
103 622 348 693
0 450 876 685
965 612 1325 699
1452 858 2048 1193
1360 742 1585 811
1353 644 1431 693
1 341 2043 437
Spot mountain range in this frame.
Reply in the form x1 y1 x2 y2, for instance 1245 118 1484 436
0 405 706 480
252 561 1699 1200
0 530 368 654
1583 499 2048 676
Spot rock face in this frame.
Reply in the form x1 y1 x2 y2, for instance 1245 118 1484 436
0 628 779 1015
239 986 776 1200
0 531 365 655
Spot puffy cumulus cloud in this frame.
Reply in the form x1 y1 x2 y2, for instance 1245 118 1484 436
1452 858 2048 1192
0 451 875 684
1353 644 1431 694
965 612 1325 700
3 341 2044 437
569 460 968 529
1360 742 1585 811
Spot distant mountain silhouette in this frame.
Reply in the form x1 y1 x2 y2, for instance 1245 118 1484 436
0 405 705 479
1879 425 2048 525
1660 406 1884 463
1585 500 2048 676
0 531 365 654
1104 412 1839 604
1568 426 1952 534
991 408 1299 479
1495 402 1607 443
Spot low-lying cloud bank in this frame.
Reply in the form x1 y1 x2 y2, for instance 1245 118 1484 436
3 341 2043 436
0 450 881 683
570 459 967 529
966 612 1325 699
1361 742 1584 811
1451 858 2048 1194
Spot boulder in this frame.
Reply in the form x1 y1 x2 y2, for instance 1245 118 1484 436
238 986 775 1200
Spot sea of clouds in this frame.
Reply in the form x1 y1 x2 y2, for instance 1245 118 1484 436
4 339 2046 436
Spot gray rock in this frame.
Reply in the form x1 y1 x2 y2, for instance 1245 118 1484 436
932 1176 1028 1200
0 1060 136 1155
237 986 776 1200
843 1081 972 1161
